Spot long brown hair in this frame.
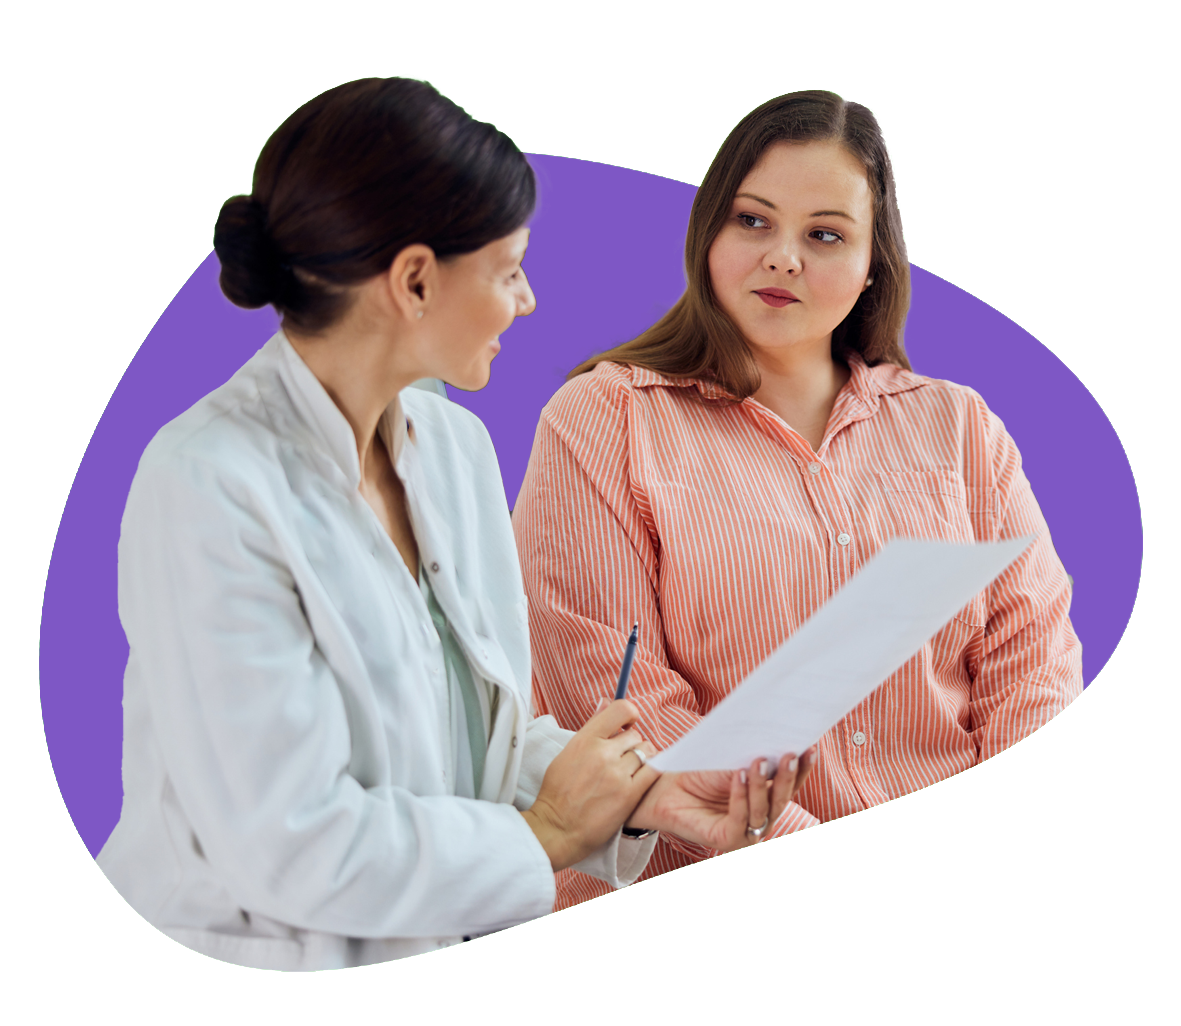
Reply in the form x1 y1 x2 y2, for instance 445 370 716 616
570 90 911 395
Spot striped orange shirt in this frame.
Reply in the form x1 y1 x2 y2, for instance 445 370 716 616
512 355 1082 910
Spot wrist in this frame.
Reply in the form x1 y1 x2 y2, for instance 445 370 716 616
624 775 666 831
521 804 580 872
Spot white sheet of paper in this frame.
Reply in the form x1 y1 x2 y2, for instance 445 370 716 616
648 536 1034 773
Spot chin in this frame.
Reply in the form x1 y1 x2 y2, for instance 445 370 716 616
446 365 494 394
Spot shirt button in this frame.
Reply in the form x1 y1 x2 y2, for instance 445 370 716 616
421 623 432 639
852 730 867 746
837 532 851 546
430 561 440 573
807 462 822 475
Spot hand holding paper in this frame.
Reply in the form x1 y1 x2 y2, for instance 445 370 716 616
648 537 1033 774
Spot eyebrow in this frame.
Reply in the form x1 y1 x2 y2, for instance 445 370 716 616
734 193 858 222
735 192 777 210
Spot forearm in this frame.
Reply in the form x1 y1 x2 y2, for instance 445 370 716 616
969 533 1083 759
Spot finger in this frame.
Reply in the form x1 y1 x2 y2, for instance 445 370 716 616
605 725 647 758
727 768 750 848
625 742 657 777
586 698 640 738
769 752 799 824
747 757 771 836
794 745 819 797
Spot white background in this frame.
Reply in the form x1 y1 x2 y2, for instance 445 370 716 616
4 1 1176 1021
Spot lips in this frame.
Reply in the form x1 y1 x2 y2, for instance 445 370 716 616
753 288 799 308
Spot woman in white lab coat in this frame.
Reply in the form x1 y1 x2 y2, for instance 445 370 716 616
97 77 813 971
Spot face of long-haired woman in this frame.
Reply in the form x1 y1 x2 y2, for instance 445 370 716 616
707 140 874 367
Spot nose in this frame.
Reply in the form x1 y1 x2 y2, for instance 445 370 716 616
517 268 537 316
765 240 803 276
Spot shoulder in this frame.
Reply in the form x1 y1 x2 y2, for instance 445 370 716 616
532 363 652 460
541 360 701 431
133 361 278 496
545 361 638 422
870 361 994 424
868 364 1019 488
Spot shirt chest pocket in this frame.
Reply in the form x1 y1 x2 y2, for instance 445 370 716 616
874 469 988 627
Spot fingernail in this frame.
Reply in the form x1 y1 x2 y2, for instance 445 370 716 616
740 769 747 785
788 756 799 772
759 760 768 778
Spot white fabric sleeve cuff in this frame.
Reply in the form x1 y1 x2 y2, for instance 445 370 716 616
571 828 658 889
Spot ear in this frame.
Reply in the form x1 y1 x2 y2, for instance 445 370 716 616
384 244 437 321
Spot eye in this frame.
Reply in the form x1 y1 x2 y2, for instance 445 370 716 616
737 214 768 229
810 229 843 244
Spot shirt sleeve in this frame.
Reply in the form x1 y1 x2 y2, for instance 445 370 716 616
118 452 556 940
965 402 1083 755
513 375 818 862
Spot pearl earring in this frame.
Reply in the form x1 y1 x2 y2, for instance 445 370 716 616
417 310 424 319
865 276 874 287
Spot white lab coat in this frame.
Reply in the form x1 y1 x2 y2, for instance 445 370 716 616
97 332 655 971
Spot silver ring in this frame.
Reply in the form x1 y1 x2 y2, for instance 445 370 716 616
746 816 770 842
630 748 647 770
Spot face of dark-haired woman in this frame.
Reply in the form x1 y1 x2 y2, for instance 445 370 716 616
708 141 873 367
420 227 536 391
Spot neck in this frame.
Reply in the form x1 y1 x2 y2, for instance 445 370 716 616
749 336 850 452
285 318 419 476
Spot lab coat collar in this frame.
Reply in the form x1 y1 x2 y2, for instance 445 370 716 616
272 331 410 490
267 333 525 708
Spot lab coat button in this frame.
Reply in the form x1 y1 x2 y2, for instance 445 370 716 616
511 735 518 748
837 532 851 546
808 462 822 475
430 561 440 573
852 730 867 746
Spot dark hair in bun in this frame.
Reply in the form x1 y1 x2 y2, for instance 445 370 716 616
213 78 536 333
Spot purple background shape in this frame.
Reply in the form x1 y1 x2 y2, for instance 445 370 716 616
40 155 1142 858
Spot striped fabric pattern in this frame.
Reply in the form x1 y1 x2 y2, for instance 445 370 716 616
512 355 1082 910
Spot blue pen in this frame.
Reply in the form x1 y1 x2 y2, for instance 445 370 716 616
614 622 639 700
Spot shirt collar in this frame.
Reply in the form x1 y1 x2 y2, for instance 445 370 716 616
628 351 927 407
271 330 409 491
846 350 927 398
629 363 736 401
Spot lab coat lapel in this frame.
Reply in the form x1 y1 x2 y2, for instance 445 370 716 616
393 422 530 804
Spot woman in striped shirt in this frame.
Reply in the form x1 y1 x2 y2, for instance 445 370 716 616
513 90 1083 909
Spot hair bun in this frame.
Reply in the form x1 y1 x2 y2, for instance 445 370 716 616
213 195 284 309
